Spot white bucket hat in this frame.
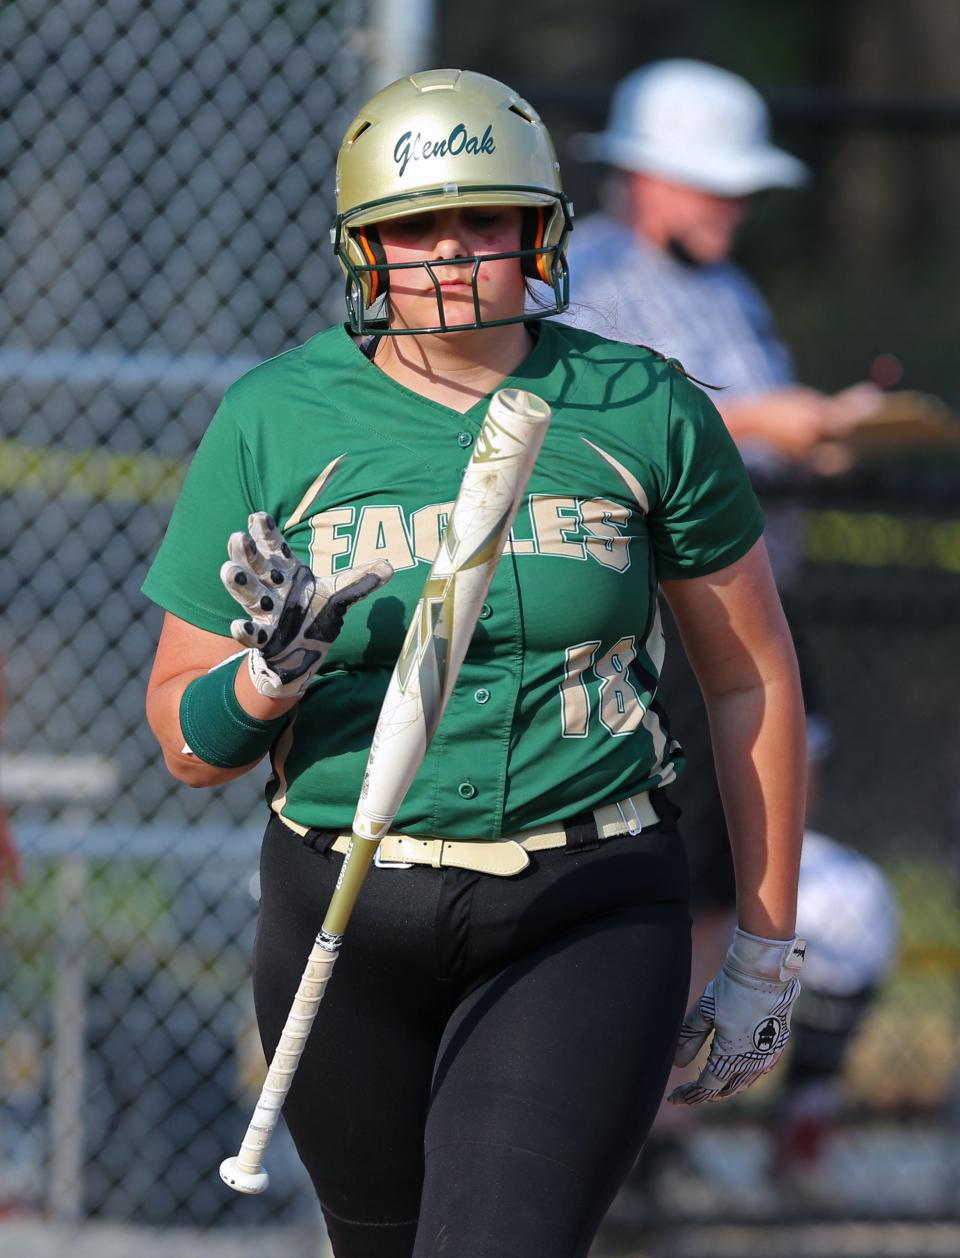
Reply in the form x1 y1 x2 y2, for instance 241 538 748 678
575 59 808 196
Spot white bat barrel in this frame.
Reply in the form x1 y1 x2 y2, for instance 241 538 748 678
353 387 552 842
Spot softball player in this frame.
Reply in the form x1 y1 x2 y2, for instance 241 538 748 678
144 70 807 1258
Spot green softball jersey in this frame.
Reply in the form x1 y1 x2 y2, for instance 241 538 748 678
143 319 764 839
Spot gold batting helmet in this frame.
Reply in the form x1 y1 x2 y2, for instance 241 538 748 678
332 68 574 334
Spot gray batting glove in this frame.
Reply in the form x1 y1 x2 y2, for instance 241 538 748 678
668 928 805 1106
220 512 393 699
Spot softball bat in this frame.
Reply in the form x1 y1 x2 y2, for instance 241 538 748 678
220 386 552 1193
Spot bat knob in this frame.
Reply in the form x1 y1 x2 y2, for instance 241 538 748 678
220 1155 270 1194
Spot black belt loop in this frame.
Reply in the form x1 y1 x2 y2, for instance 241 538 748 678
301 827 339 858
650 787 681 826
563 809 602 852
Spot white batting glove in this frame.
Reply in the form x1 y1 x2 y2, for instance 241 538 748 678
220 512 393 699
668 928 805 1106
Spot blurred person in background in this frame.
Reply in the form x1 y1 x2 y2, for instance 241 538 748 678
565 58 893 1206
0 649 25 909
567 58 883 462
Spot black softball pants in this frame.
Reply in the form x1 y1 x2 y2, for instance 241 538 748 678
253 806 691 1258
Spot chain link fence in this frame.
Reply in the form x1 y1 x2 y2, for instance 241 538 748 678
3 3 960 1255
1 0 376 1249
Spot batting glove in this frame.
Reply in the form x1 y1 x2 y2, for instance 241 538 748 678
668 928 806 1106
220 512 393 699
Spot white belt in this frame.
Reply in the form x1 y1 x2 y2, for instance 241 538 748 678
323 791 662 877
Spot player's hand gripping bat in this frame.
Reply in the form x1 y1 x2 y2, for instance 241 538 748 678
220 387 552 1193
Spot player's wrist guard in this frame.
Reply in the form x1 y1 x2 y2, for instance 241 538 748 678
220 512 393 700
180 654 290 767
669 927 805 1106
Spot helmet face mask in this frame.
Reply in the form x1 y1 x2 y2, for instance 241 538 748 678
332 192 572 335
332 70 574 335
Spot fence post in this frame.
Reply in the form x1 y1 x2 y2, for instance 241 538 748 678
47 849 88 1222
2 754 118 1221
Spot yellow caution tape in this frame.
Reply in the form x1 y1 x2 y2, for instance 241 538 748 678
804 509 960 574
0 438 183 506
3 438 960 576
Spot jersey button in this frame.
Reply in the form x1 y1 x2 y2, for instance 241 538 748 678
457 781 478 799
456 431 473 448
473 688 490 704
478 603 492 620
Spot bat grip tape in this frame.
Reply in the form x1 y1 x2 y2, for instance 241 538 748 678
180 655 289 768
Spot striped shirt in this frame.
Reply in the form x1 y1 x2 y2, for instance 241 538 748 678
563 214 795 395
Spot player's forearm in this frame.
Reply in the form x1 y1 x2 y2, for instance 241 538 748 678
705 664 806 940
147 672 247 785
147 669 293 787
